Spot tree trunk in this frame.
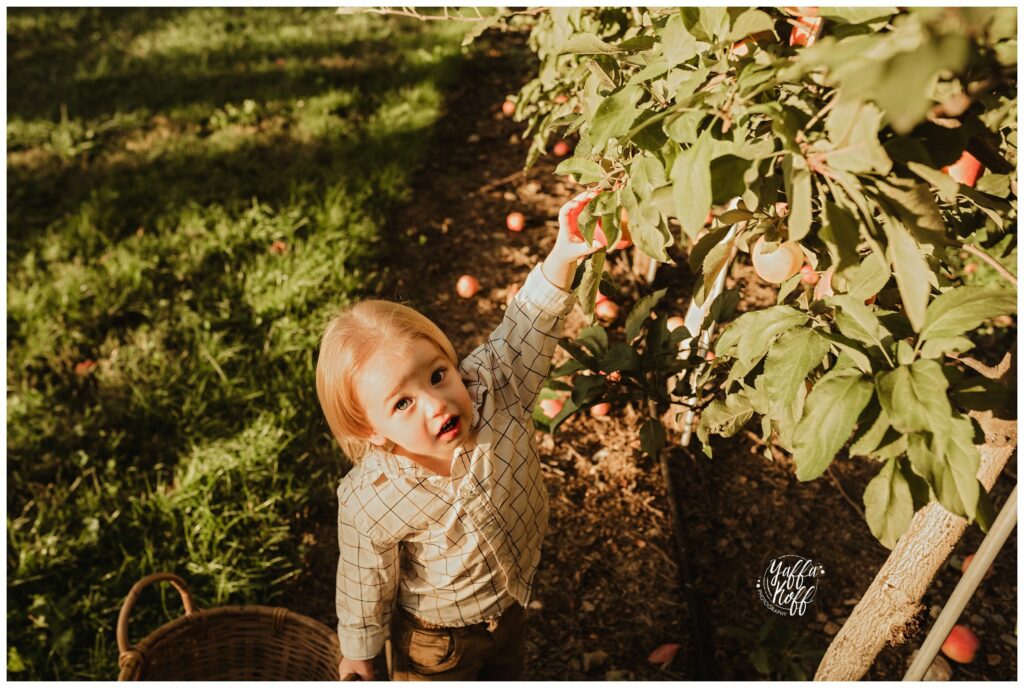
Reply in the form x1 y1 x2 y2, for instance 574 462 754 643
814 346 1017 681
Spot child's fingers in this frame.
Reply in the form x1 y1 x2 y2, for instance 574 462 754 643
558 188 602 237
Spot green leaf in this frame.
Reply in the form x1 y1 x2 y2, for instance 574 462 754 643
920 336 975 359
825 99 892 175
792 367 874 481
590 85 643 155
907 416 980 519
817 7 897 24
533 387 577 434
876 359 952 433
710 155 752 205
919 286 1018 343
820 202 861 274
783 156 813 241
560 32 623 55
701 393 754 438
574 251 606 316
688 224 731 272
659 12 699 66
571 373 607 407
976 486 996 532
818 330 874 374
625 288 668 343
616 35 657 52
550 358 588 378
736 307 808 367
640 417 667 457
863 457 918 549
716 306 808 367
907 161 959 203
576 325 609 356
726 9 774 41
671 131 714 241
555 157 608 184
831 295 893 360
849 400 889 457
630 155 667 196
843 250 891 300
882 218 931 332
763 327 830 416
599 342 641 373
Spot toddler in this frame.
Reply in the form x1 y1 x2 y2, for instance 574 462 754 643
316 190 602 680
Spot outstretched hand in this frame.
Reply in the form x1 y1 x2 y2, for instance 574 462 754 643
552 188 605 262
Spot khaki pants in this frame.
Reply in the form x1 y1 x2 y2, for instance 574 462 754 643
386 602 527 681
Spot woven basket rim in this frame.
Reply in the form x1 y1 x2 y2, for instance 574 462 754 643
128 603 338 655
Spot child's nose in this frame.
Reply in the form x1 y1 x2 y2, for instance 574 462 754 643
424 395 448 417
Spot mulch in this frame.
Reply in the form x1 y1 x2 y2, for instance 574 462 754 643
284 26 1017 681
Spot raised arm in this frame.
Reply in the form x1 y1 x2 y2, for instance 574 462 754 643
460 190 604 415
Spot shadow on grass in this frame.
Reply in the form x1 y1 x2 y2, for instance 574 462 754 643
7 7 457 122
7 54 461 248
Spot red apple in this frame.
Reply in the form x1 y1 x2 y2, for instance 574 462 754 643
943 151 984 187
941 625 979 664
752 236 804 284
539 397 564 419
590 402 611 417
571 208 632 251
552 140 571 157
961 553 994 580
75 360 97 377
506 211 526 232
789 15 824 46
666 316 686 332
502 99 516 116
456 274 480 298
269 239 287 255
595 300 619 321
595 291 609 305
799 264 819 285
554 94 568 104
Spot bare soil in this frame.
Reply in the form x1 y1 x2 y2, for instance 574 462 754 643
286 28 1018 681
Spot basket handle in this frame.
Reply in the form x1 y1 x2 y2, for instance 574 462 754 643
117 572 197 654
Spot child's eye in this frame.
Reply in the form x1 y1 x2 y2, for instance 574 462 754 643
431 367 446 385
395 398 410 412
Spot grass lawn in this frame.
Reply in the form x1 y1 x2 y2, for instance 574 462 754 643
7 8 471 679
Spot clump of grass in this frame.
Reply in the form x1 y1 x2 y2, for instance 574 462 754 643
7 8 471 679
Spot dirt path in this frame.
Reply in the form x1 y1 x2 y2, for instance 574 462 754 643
292 27 1017 681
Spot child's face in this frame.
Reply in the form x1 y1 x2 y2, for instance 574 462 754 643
357 337 473 466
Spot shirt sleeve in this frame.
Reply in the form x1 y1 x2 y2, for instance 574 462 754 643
460 262 575 416
335 487 400 661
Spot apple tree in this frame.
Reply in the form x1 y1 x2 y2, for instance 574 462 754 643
510 5 1016 551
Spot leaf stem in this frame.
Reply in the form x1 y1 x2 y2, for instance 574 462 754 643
955 240 1018 287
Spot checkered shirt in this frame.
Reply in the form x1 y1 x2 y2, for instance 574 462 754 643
334 263 575 661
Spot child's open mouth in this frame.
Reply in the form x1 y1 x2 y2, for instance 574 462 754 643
436 415 460 441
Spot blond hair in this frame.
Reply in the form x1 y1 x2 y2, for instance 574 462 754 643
316 299 458 462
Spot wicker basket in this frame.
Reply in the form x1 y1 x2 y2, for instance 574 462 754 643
116 572 346 681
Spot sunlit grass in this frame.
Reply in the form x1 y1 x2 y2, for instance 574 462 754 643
7 7 470 679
